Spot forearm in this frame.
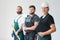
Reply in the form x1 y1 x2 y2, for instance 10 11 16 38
43 24 56 36
17 29 21 33
27 26 36 30
43 28 56 35
17 26 23 33
26 22 39 30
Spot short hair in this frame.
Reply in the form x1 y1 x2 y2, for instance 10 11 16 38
17 6 22 9
29 5 36 10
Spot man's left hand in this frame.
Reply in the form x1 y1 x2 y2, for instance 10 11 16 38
38 32 46 37
23 27 28 30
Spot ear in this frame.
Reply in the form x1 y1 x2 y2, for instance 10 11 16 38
48 7 49 11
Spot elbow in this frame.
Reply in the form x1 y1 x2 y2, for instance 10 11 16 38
32 27 36 30
53 25 56 32
52 27 56 32
31 26 36 30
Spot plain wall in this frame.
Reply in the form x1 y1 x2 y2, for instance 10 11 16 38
0 0 60 40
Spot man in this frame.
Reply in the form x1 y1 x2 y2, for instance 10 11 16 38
11 6 24 40
23 5 39 40
36 2 56 40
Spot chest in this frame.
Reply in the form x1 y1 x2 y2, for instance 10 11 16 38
39 17 49 25
25 16 35 23
15 16 22 22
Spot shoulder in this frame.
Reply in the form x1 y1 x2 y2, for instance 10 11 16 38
34 14 39 18
34 14 40 21
22 14 27 18
48 14 54 19
26 15 30 18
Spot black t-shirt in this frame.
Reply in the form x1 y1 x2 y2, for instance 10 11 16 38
24 14 39 33
35 14 55 32
25 14 39 27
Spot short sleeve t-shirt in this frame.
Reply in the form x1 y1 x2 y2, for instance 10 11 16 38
35 14 55 32
13 14 26 30
24 14 39 27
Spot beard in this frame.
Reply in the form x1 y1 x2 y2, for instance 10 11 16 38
30 12 35 15
17 11 22 14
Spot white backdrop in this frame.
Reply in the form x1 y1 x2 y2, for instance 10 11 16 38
0 0 60 40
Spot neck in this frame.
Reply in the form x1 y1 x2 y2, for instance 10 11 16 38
30 12 35 15
43 13 48 16
30 13 34 16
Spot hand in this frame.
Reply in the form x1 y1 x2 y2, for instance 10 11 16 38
24 31 26 35
23 27 28 30
15 31 18 36
38 32 45 37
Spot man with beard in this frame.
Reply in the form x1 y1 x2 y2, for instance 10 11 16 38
36 2 56 40
11 6 25 40
23 5 39 40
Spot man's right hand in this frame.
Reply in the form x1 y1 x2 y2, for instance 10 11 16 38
15 31 19 36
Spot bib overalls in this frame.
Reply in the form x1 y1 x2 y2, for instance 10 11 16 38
12 16 24 40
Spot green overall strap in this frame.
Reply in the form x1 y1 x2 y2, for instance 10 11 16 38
17 16 22 22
